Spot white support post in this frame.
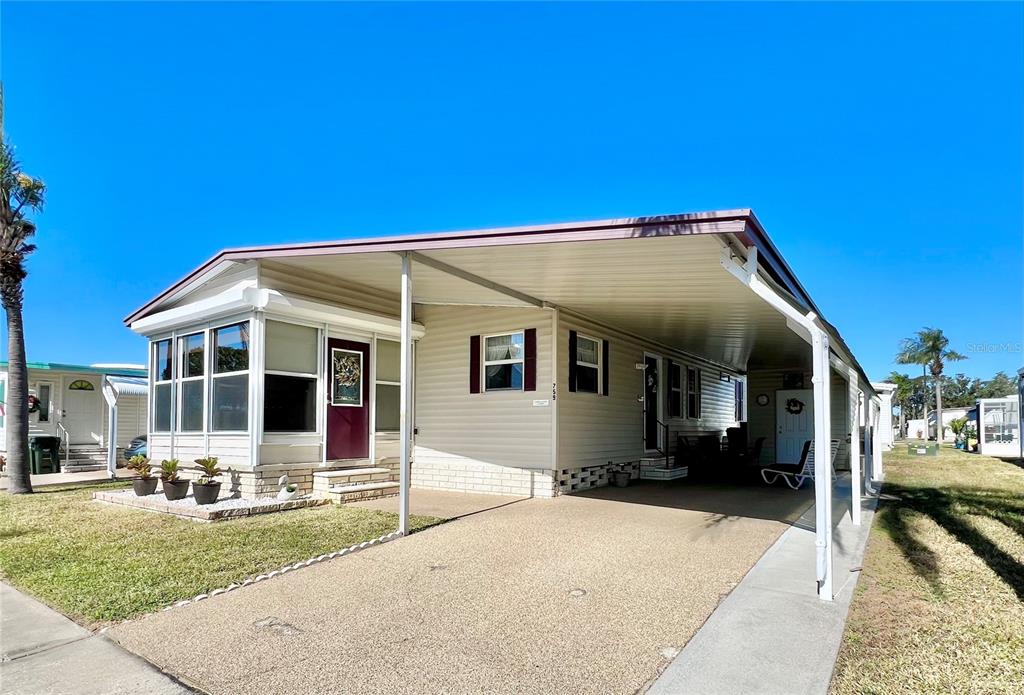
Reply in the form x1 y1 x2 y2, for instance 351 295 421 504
811 326 834 601
722 245 837 601
848 370 862 526
398 253 413 536
872 397 884 482
101 377 118 480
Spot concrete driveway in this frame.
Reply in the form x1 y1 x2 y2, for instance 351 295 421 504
110 482 812 695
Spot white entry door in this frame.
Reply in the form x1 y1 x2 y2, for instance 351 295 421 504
776 389 813 465
64 376 100 444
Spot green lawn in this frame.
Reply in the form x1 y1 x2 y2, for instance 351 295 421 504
831 445 1024 694
0 482 439 627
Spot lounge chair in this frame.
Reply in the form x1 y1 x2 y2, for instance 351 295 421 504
760 439 840 490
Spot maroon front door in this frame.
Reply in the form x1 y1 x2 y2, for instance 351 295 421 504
326 338 371 460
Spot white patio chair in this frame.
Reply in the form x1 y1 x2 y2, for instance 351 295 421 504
760 439 841 490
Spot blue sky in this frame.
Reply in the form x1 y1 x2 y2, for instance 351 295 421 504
2 2 1021 381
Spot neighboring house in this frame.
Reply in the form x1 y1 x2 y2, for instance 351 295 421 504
976 394 1021 459
0 362 148 472
928 407 972 442
125 209 885 601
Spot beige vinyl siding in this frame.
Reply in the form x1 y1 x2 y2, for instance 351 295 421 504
556 314 740 471
830 372 851 471
165 262 257 309
413 304 553 473
259 260 400 319
100 393 148 447
147 433 251 468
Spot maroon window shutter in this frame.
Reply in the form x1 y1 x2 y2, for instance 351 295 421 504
469 335 481 394
567 330 578 392
524 328 537 391
601 339 610 396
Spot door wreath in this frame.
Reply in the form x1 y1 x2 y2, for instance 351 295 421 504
785 398 805 415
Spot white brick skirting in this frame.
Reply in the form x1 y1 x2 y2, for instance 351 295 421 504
412 447 555 497
557 461 640 495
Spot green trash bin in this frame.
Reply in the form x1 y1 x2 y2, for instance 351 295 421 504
29 436 61 474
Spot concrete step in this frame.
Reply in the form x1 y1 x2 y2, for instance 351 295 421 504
315 467 391 479
61 462 107 473
322 481 400 503
639 466 688 481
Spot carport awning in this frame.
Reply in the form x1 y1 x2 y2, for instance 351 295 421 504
107 376 148 397
124 209 873 385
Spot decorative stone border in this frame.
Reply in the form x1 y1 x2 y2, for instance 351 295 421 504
93 490 329 521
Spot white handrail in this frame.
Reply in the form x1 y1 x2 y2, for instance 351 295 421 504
56 423 70 466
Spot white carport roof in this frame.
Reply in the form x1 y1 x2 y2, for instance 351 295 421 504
106 375 148 397
125 209 874 392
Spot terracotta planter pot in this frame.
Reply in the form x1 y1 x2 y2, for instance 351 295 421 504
192 481 221 505
162 479 189 501
132 477 159 496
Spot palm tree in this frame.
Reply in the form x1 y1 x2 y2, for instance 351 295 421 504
886 371 917 440
0 139 45 494
896 328 965 445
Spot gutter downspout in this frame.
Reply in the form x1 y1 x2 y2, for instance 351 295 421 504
721 246 835 601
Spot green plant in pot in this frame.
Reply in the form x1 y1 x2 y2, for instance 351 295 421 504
126 455 158 496
160 459 189 501
192 456 222 505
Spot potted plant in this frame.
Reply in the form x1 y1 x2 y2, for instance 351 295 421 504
948 417 968 450
965 425 979 453
277 483 299 501
160 459 189 501
192 456 222 505
611 462 631 488
126 455 158 496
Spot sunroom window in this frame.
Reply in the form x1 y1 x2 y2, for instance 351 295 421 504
178 332 204 432
484 332 524 391
211 322 249 431
575 335 600 394
152 338 173 432
263 320 318 433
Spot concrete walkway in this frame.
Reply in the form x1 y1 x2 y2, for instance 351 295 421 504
0 469 113 490
109 482 811 694
0 583 191 695
649 476 878 695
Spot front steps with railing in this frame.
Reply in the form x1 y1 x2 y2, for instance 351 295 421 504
312 458 400 503
60 446 114 473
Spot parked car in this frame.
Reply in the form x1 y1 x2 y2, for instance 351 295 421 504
123 435 147 461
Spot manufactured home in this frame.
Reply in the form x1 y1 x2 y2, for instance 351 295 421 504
126 209 885 601
0 361 148 472
976 394 1021 459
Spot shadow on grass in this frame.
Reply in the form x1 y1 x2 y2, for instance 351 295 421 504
878 483 1024 601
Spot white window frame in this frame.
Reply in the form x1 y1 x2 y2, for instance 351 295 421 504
374 337 400 432
482 330 525 392
263 318 322 433
151 338 174 433
669 362 683 418
574 333 602 395
176 330 207 433
687 366 702 420
210 320 251 433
